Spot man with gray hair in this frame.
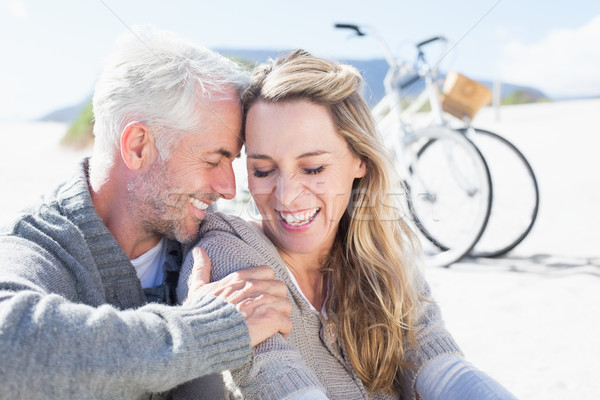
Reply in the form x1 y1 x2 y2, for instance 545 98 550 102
0 27 292 399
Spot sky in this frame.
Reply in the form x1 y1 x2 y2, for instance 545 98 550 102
1 0 599 121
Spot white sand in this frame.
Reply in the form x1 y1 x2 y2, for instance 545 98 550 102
1 99 599 399
0 122 91 214
426 100 600 399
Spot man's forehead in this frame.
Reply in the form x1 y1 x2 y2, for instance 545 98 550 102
183 133 242 156
196 95 242 128
197 87 242 111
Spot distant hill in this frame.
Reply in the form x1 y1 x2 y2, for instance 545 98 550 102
216 48 550 106
40 48 550 123
38 97 91 123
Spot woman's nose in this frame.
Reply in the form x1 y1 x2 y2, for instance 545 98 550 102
275 173 304 208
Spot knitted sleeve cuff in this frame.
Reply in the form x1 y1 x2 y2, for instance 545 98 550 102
226 334 326 400
401 335 464 399
241 367 326 400
158 292 252 377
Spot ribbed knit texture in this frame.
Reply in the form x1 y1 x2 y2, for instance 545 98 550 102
0 159 252 399
177 213 463 400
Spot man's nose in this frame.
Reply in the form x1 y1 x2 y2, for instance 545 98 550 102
212 163 237 200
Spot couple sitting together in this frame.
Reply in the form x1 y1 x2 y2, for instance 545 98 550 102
0 26 516 399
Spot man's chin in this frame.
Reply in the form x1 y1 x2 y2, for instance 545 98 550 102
170 222 204 244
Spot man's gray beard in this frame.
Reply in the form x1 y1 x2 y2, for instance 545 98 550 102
126 161 194 243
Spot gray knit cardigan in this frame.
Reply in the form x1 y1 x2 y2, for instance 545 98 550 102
0 160 252 399
177 212 463 400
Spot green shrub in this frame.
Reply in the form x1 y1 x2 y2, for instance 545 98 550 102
61 101 94 148
502 89 550 105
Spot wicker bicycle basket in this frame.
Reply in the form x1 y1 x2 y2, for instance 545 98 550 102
441 71 492 120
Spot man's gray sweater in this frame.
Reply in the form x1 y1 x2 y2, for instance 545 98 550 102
0 160 251 399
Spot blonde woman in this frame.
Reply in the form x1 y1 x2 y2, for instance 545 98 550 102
177 50 516 399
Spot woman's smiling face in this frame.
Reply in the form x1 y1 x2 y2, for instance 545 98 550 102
245 100 366 258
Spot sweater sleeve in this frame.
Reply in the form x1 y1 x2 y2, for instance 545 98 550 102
0 236 251 400
407 277 516 399
397 272 465 400
415 354 518 400
175 216 326 400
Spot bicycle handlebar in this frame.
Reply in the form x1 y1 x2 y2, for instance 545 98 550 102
416 36 447 49
334 23 446 63
334 22 447 86
398 73 421 90
335 22 397 68
334 23 366 36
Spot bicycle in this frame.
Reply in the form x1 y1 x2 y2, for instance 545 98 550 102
335 23 539 261
335 23 493 268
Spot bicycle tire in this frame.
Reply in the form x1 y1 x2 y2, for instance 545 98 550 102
403 126 493 268
459 128 540 258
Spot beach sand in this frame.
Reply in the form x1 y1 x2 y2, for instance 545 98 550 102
1 99 599 399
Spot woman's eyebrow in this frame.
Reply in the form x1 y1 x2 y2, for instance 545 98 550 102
247 150 330 160
297 150 330 159
246 153 272 160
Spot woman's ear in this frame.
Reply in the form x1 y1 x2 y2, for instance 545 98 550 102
120 122 158 171
354 158 367 179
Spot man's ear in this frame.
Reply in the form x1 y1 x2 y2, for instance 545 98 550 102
120 122 158 171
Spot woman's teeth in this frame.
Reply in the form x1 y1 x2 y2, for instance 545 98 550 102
279 208 320 226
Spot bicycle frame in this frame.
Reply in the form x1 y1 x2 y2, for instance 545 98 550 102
336 23 538 262
372 57 455 183
336 23 493 267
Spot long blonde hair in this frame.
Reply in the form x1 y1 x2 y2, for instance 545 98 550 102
243 50 423 394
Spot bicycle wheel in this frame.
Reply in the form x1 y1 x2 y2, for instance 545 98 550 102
460 128 540 257
403 126 492 268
